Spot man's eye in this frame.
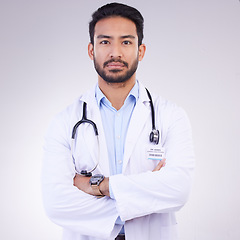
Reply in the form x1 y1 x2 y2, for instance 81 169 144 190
100 40 110 44
123 41 132 45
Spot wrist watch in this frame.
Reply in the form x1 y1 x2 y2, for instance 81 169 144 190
89 174 105 197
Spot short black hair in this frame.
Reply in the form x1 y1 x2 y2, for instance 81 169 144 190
89 2 144 46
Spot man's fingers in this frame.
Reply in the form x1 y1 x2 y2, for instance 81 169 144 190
153 159 166 172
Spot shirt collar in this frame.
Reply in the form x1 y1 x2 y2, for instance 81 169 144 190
95 81 139 107
95 84 106 107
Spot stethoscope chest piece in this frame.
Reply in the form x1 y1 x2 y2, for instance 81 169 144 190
150 129 160 145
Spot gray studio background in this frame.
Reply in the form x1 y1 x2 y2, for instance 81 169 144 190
0 0 239 239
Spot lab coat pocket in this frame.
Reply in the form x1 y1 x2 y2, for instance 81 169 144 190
159 223 178 240
157 213 178 240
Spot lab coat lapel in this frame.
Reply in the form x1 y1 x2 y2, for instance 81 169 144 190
123 84 150 173
80 87 110 176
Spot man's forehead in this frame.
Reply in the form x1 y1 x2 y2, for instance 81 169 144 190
94 16 138 38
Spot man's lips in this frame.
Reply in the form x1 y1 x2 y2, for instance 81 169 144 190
106 62 125 68
103 60 128 68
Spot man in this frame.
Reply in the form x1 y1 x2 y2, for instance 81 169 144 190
42 3 195 240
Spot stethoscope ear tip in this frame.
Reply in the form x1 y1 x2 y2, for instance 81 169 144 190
81 170 92 177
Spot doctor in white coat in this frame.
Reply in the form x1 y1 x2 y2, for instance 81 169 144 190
42 3 195 240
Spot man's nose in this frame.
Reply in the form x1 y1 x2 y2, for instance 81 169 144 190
109 43 122 58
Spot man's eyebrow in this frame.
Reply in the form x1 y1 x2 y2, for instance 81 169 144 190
96 35 136 39
97 35 112 39
120 35 136 39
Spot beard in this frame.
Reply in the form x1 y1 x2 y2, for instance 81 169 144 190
93 57 139 84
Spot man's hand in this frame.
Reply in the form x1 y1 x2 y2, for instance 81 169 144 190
73 175 93 195
153 158 166 172
73 174 110 197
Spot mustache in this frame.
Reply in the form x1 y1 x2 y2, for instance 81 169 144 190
103 59 128 68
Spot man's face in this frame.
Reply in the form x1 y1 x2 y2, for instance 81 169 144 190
88 16 145 84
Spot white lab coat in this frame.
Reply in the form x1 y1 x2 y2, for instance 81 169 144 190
42 82 195 240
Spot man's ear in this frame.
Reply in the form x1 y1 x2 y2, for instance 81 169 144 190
138 44 146 61
88 43 94 60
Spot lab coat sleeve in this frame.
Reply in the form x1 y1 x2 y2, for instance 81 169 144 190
41 109 121 239
109 104 195 221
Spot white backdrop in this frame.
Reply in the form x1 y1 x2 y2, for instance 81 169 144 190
0 0 239 239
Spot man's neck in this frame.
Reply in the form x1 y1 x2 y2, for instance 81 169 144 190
98 76 136 110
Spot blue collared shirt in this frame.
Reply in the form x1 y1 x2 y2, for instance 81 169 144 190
95 81 139 232
95 81 139 177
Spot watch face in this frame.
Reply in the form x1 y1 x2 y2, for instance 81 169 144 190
90 174 104 185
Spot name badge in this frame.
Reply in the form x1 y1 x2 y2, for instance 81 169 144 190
146 146 165 161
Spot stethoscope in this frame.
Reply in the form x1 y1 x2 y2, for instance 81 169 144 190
71 88 159 177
